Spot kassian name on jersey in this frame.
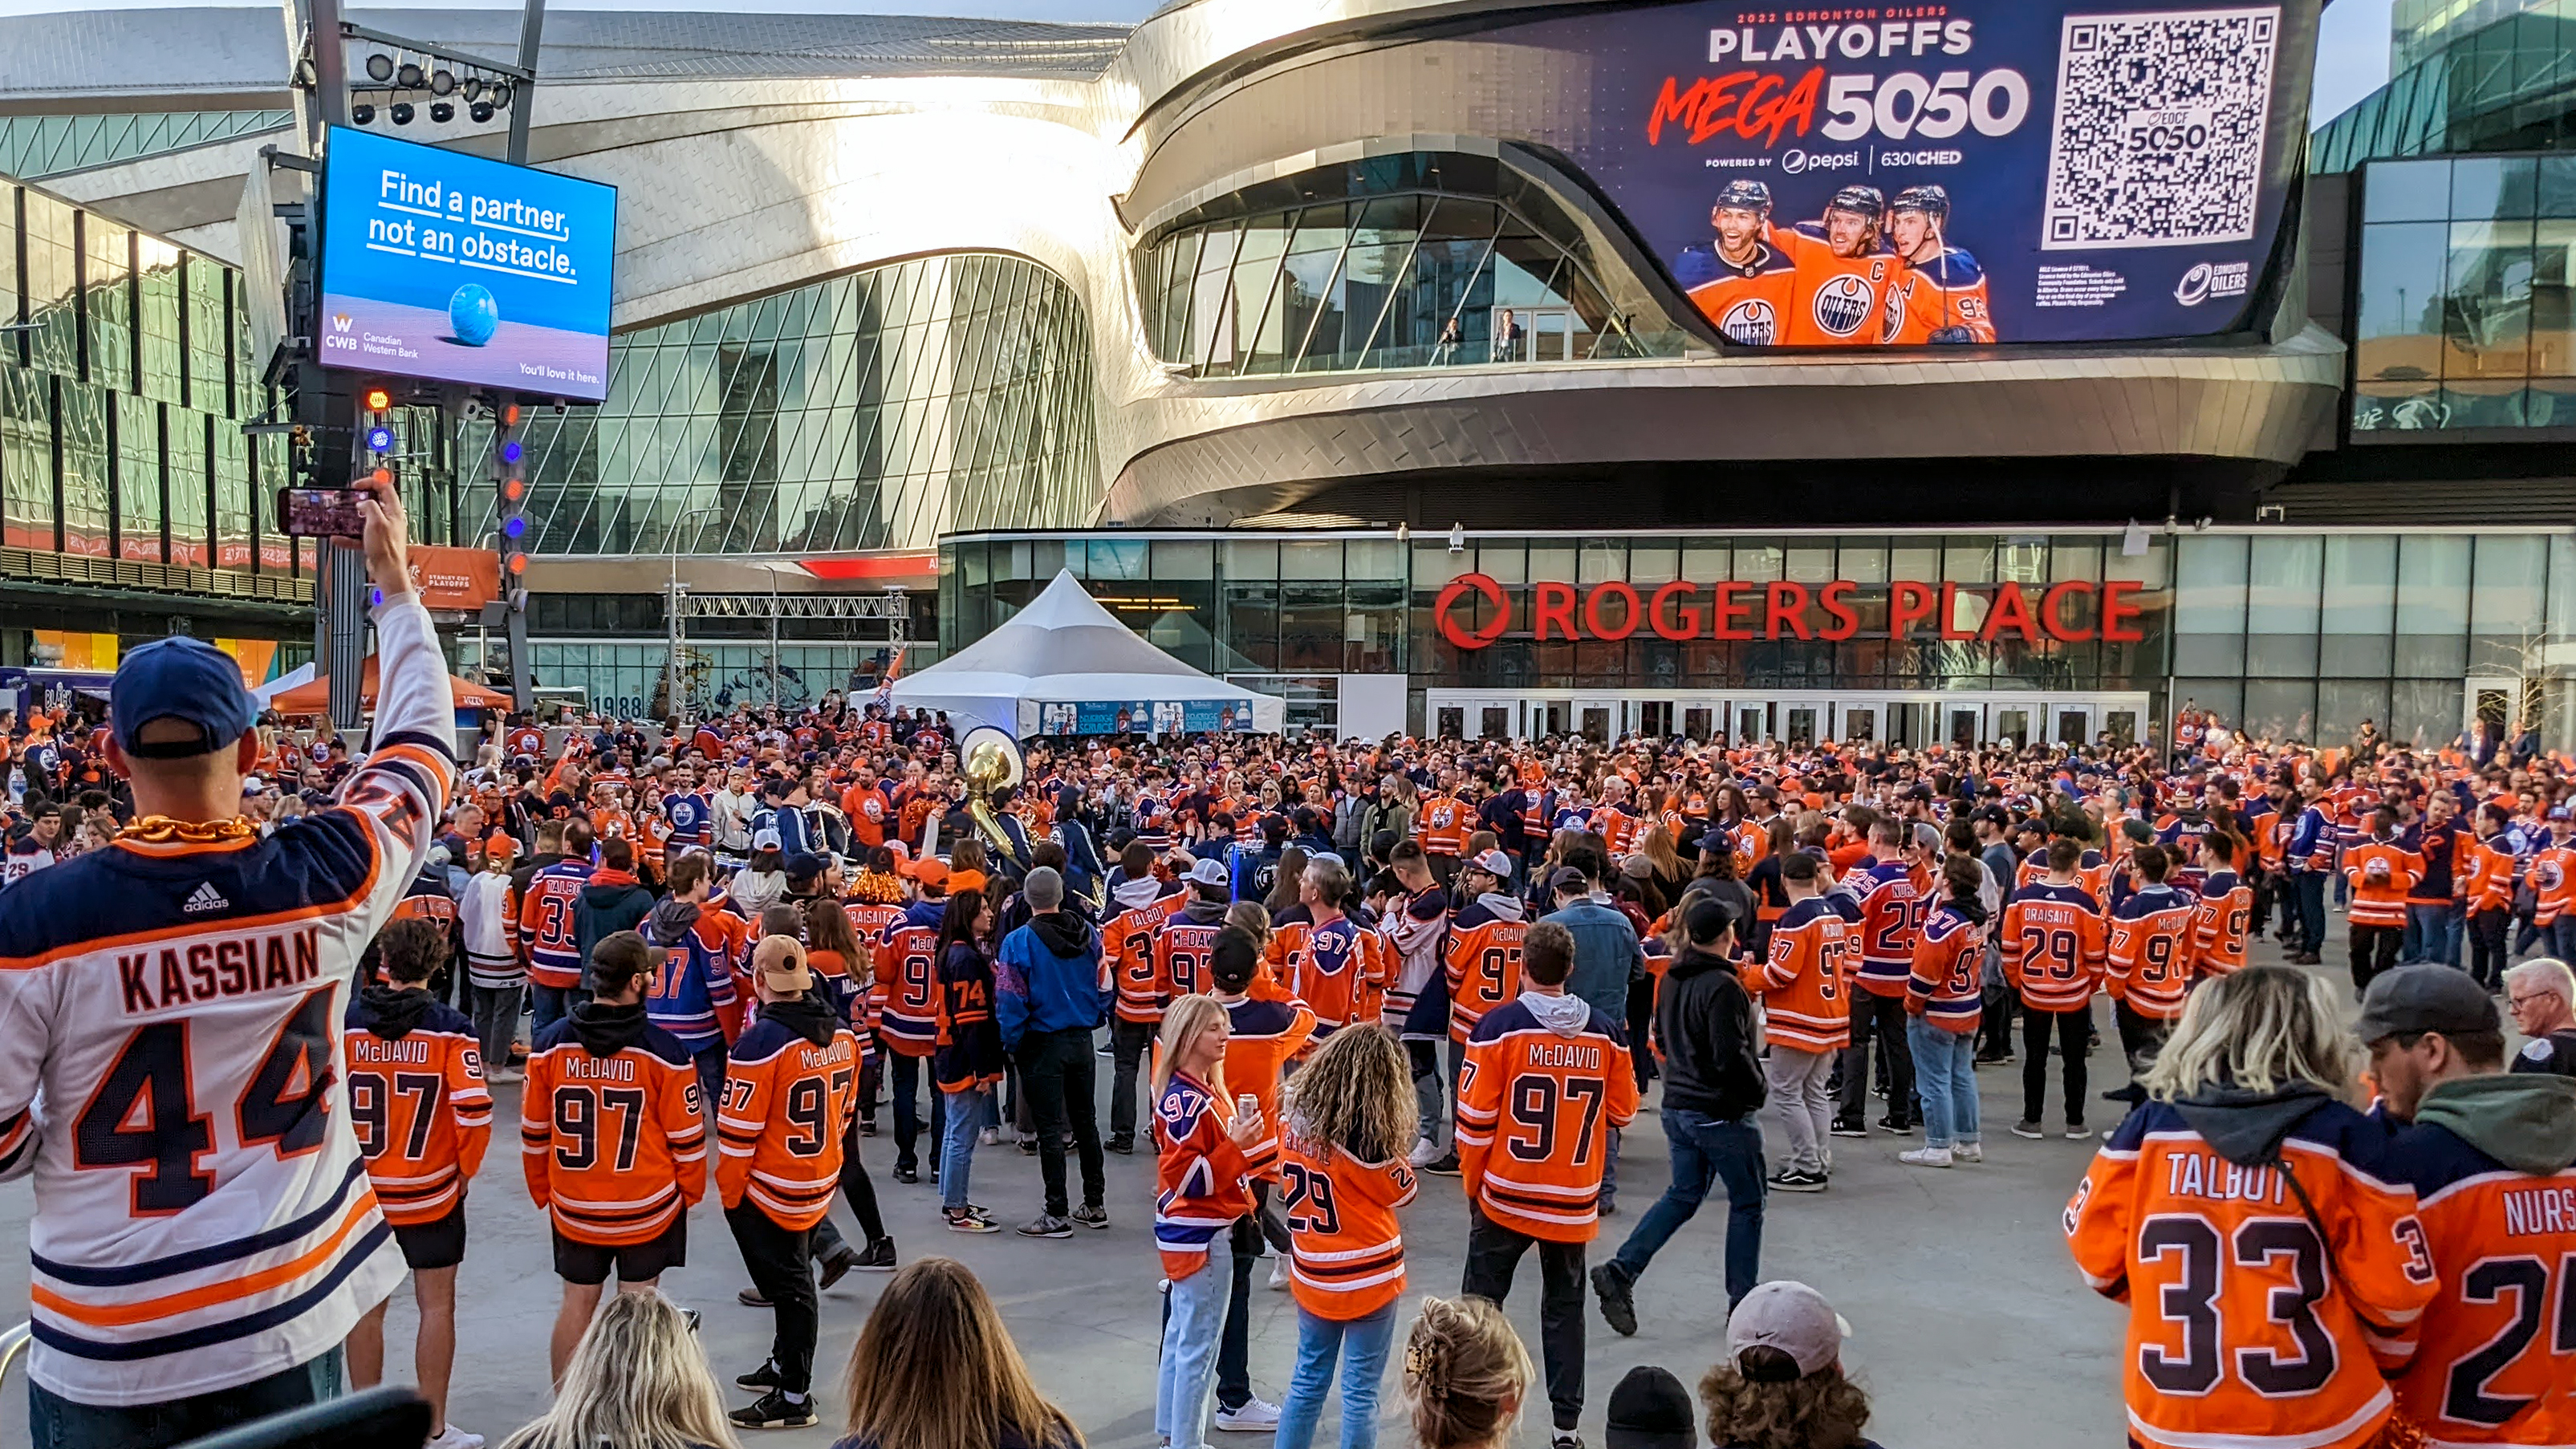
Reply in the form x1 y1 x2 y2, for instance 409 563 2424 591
1522 1041 1604 1070
116 926 323 1013
2500 1185 2576 1237
2163 1150 2289 1207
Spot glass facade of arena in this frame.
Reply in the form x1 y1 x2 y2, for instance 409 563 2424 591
2312 2 2576 172
0 112 295 181
488 253 1098 558
1136 151 1688 376
0 170 430 669
2349 153 2576 434
942 528 2576 750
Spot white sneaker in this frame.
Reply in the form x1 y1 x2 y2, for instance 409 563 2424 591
425 1427 486 1449
1899 1147 1954 1168
979 1126 1001 1146
485 1068 523 1086
1267 1256 1290 1291
1407 1138 1442 1167
1953 1143 1984 1163
1215 1397 1282 1431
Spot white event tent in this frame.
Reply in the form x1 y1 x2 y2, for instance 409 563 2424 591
888 570 1284 738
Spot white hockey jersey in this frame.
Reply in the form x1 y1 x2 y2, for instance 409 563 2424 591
0 595 456 1405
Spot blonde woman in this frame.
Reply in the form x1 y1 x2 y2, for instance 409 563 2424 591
1153 994 1269 1449
1400 1296 1533 1449
1274 1027 1420 1449
498 1289 735 1449
835 1258 1080 1449
2064 966 2436 1449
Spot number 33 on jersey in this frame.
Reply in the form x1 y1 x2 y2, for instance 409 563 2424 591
2064 1098 2438 1449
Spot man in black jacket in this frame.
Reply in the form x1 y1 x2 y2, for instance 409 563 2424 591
1589 899 1766 1334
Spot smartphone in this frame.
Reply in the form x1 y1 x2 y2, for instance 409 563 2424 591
278 487 365 538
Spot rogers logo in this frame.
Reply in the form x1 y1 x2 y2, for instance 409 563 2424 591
1433 573 1509 651
1779 149 1860 175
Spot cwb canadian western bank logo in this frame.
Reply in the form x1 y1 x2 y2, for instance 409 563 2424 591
1431 571 2149 651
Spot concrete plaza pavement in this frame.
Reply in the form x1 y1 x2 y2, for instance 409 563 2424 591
5 917 2428 1449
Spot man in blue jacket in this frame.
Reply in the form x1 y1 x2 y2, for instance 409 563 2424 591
997 866 1112 1239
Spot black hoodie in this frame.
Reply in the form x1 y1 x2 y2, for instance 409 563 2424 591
1652 946 1765 1121
569 997 652 1058
762 993 839 1049
356 983 436 1040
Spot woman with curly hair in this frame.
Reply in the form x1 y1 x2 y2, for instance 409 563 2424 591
1400 1295 1533 1449
1698 1281 1882 1449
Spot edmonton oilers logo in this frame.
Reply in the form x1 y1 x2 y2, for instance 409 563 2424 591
1719 299 1776 347
1812 276 1872 338
1879 283 1909 343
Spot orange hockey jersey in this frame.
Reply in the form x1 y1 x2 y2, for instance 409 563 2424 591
1279 1133 1417 1321
1442 897 1527 1043
1105 888 1185 1025
873 919 941 1057
2345 841 2424 929
2381 1099 2576 1446
2001 882 2108 1013
2188 870 2255 979
1739 895 1851 1053
520 1013 707 1244
1453 994 1637 1243
2066 1098 2436 1449
1286 913 1388 1032
344 993 492 1226
2107 883 2196 1021
717 1008 861 1229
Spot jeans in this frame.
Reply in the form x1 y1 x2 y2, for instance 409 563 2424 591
2290 871 2327 955
937 1087 985 1210
1906 1019 1980 1150
1110 1017 1159 1143
1217 1211 1262 1410
1158 1261 1229 1449
469 982 522 1069
1461 1207 1587 1431
2554 917 2576 963
726 1201 819 1394
1020 1025 1107 1216
1609 1107 1764 1308
1273 1304 1397 1449
2470 906 2512 989
890 1052 944 1173
1838 993 1914 1126
32 1348 342 1449
2020 1004 2090 1128
1761 1045 1834 1175
530 982 585 1037
691 1043 728 1106
2350 923 2404 992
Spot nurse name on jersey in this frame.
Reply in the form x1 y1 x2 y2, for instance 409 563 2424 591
2499 1183 2576 1236
115 924 326 1013
2163 1150 2290 1207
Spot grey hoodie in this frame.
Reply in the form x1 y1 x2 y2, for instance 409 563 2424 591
2415 1072 2576 1175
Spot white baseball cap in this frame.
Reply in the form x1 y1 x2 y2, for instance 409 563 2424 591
752 826 783 851
1469 849 1513 879
1187 857 1229 888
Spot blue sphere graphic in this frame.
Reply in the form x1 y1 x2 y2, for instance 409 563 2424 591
448 284 499 347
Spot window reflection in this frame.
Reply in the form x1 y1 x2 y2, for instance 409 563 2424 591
1140 152 1683 375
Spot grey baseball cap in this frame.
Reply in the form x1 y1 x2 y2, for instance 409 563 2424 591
2355 964 2501 1043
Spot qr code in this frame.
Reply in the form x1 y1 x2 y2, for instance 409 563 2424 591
2040 7 2280 250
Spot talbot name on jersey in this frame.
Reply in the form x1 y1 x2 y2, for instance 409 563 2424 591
117 926 324 1013
2162 1150 2287 1207
351 1035 432 1064
2501 1185 2576 1237
559 1055 638 1082
1522 1040 1604 1070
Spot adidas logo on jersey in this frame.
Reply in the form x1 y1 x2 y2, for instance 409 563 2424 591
183 882 230 914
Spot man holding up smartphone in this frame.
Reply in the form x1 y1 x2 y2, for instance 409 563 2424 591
1 477 457 1449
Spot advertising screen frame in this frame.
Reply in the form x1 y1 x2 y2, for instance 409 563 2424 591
314 125 618 400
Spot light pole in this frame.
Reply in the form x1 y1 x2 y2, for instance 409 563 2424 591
664 503 721 725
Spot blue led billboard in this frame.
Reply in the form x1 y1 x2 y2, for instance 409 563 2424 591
316 126 616 399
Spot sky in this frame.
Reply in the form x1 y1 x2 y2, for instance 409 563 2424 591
0 0 2405 119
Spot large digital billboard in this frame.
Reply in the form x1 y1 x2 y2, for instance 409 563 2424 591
1495 1 2317 347
317 127 616 399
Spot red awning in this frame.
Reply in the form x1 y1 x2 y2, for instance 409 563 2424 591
268 657 515 713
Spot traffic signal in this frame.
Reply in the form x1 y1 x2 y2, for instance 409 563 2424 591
494 401 530 594
360 385 396 473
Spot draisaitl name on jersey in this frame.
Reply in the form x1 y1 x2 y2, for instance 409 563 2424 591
117 926 325 1012
1521 1041 1606 1070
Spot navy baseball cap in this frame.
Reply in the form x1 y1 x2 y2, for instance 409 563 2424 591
112 637 258 760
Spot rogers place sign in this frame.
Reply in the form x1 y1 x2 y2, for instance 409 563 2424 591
1432 574 2148 651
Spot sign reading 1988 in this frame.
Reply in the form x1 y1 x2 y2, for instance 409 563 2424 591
316 127 617 400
